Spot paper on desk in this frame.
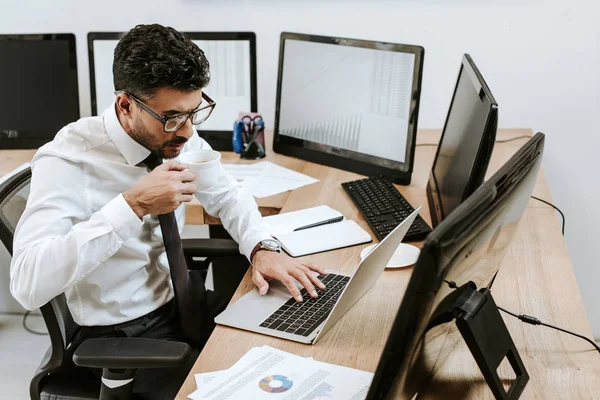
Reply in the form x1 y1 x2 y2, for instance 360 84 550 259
189 345 373 400
223 161 319 198
222 163 268 181
188 347 263 400
189 347 315 399
193 372 224 396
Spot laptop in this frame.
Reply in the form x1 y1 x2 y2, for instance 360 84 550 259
214 207 421 344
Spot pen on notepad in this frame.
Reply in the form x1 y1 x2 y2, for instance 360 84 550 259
293 216 344 231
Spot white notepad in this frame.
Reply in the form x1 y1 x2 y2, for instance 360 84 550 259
263 206 372 257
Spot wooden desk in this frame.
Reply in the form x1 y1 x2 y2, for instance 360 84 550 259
0 149 36 176
2 130 597 398
176 129 600 399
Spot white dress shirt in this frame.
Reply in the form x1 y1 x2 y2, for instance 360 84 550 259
9 103 272 326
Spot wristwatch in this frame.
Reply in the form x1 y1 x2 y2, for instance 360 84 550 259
250 238 281 263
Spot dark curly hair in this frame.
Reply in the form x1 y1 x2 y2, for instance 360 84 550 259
113 24 210 99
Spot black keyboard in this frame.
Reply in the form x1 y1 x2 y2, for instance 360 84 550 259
342 176 432 241
259 273 349 337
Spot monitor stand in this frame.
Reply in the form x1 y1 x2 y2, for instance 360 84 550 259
426 281 529 399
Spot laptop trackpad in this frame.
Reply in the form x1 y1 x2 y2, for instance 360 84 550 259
215 280 297 327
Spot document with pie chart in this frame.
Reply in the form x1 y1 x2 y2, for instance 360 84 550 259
188 346 373 400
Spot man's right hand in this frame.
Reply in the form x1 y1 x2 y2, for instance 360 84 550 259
123 160 197 218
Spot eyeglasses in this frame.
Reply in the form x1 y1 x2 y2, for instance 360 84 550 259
115 91 216 133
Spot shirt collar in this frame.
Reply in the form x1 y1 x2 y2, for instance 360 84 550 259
103 102 151 166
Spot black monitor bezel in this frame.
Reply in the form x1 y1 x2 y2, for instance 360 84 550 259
87 31 258 150
272 32 424 185
366 132 545 399
427 54 498 227
0 33 79 149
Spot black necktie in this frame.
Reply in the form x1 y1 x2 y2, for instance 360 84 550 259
143 153 206 343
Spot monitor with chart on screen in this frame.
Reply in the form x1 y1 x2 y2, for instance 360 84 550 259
273 32 424 185
88 31 257 149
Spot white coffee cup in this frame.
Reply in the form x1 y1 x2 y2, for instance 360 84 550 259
178 149 222 190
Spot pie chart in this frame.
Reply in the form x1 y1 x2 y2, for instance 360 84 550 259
258 375 294 393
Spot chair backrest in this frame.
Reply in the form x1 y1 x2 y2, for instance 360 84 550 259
0 167 80 393
0 167 31 254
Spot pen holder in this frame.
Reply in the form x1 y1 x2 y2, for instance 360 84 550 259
233 112 266 160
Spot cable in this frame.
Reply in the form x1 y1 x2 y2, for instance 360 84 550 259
498 306 600 355
444 280 599 355
416 135 532 148
444 279 458 289
531 196 565 235
22 310 48 336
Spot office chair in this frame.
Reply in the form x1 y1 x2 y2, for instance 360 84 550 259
0 167 241 400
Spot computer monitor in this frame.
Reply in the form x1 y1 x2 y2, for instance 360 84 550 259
367 132 545 399
88 31 257 150
273 32 424 185
426 54 498 227
0 34 79 149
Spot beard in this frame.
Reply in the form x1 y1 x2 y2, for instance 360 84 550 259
130 118 188 159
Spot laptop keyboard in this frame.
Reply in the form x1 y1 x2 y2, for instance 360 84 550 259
259 273 350 337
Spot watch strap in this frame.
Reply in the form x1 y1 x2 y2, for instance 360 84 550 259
250 242 261 263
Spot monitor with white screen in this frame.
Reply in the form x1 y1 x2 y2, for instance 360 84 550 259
273 32 424 185
88 31 257 149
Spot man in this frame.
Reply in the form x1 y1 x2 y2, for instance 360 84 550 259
10 24 325 398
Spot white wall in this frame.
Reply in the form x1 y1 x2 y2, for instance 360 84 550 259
1 0 599 334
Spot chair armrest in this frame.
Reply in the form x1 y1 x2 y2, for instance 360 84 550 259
182 238 241 257
73 338 191 369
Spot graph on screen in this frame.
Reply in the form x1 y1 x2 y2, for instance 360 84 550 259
278 40 415 163
91 37 252 131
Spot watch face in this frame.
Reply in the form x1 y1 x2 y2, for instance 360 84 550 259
262 239 281 251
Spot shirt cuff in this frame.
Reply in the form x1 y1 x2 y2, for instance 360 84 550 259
100 193 144 241
241 230 274 262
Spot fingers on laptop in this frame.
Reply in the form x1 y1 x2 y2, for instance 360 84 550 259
304 263 328 276
299 265 326 291
280 276 303 302
292 270 318 299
